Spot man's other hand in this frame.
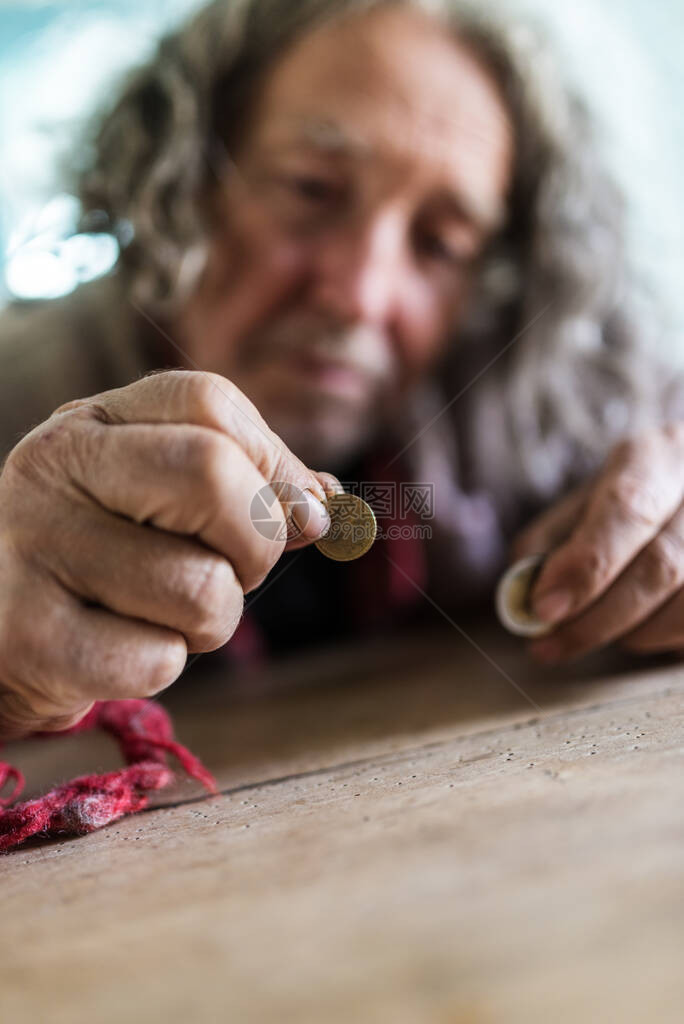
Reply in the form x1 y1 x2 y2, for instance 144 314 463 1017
511 424 684 663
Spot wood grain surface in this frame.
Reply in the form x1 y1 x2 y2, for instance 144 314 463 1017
1 620 683 1023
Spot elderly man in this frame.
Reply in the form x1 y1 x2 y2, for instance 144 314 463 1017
0 0 682 738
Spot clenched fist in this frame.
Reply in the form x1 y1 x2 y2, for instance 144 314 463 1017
512 423 684 663
0 370 336 739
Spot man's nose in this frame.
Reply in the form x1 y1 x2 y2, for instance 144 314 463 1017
309 210 409 328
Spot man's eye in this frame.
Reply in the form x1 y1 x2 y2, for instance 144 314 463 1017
418 233 468 267
285 176 340 203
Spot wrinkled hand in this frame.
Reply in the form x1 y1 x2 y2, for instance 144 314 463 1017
511 424 684 663
0 370 337 739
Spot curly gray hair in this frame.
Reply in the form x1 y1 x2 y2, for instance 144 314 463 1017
75 0 677 509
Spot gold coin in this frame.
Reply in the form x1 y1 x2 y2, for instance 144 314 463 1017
315 492 377 561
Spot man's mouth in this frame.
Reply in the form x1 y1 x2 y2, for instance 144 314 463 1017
288 350 377 400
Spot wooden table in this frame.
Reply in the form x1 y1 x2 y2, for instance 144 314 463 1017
1 618 683 1023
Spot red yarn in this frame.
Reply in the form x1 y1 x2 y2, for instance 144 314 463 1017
0 699 217 852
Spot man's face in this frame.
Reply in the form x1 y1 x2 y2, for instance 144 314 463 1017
176 5 513 469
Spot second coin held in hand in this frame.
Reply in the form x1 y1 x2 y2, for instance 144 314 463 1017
495 554 554 638
315 492 377 562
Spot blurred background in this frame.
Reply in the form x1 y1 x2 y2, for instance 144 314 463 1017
1 0 682 334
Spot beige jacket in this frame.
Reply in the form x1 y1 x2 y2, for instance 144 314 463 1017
0 274 165 463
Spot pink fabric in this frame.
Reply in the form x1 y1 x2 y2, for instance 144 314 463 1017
0 699 216 852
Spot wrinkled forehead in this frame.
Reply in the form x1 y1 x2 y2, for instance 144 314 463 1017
240 5 514 227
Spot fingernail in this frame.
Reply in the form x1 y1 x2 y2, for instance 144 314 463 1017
533 588 573 623
292 490 331 540
316 471 345 496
